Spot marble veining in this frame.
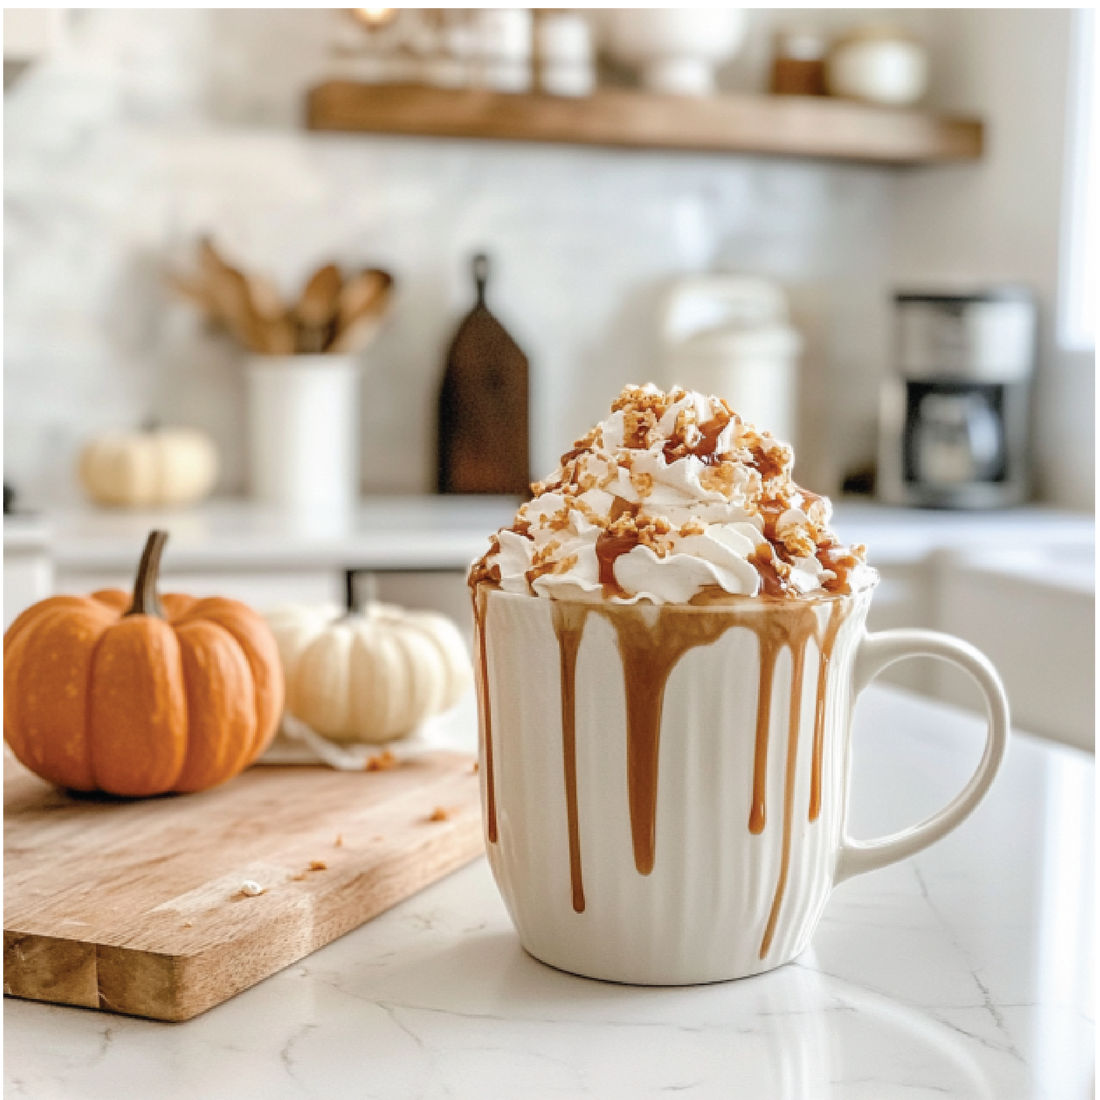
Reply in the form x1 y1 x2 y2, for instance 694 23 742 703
4 685 1093 1100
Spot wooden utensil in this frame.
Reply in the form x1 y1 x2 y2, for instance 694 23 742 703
295 263 343 354
242 273 298 356
3 748 482 1021
328 313 384 355
171 247 393 356
197 238 267 353
245 272 284 322
337 268 392 328
437 253 530 494
329 270 394 354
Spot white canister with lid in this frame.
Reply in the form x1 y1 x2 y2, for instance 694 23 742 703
660 276 802 446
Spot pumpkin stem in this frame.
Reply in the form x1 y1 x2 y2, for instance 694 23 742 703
126 530 169 618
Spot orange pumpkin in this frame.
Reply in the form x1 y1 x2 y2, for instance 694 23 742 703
3 530 284 797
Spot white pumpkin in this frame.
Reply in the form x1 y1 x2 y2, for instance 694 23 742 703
79 427 218 508
264 601 473 743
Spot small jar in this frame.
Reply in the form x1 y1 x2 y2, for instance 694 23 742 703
537 11 595 97
826 25 928 107
478 8 533 93
769 27 827 97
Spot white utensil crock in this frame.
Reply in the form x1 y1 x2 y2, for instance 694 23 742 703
473 583 1009 985
245 356 359 513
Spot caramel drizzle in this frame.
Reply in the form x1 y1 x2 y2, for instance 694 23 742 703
749 626 776 835
596 606 733 876
477 586 851 960
747 610 818 835
472 586 498 844
809 599 846 822
552 602 589 912
661 412 732 466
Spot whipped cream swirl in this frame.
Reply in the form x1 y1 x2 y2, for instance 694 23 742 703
470 385 873 604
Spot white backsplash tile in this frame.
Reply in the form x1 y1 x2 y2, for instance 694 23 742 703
4 9 894 506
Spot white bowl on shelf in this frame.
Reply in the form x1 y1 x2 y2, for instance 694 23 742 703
600 9 748 96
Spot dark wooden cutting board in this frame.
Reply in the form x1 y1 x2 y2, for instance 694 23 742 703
4 749 483 1021
437 253 530 495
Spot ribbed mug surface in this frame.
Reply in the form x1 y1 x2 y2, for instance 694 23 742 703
473 585 873 985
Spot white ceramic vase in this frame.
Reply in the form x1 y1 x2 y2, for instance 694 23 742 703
600 9 748 96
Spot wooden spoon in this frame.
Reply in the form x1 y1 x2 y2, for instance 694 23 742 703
329 313 384 355
329 275 394 354
244 273 296 356
197 238 267 353
330 269 393 353
294 263 343 354
337 268 392 329
246 273 284 321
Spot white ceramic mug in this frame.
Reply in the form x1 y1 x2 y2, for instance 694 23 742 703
472 581 1009 985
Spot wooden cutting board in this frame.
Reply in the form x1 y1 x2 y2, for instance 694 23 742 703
437 252 530 495
4 749 483 1022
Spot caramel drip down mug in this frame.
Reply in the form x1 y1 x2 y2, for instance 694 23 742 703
472 580 1009 985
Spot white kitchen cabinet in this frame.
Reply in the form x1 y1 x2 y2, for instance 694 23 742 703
834 504 1095 747
375 572 474 641
931 547 1094 752
862 560 936 694
3 517 53 629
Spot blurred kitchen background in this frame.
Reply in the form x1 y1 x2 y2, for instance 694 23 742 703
3 9 1095 748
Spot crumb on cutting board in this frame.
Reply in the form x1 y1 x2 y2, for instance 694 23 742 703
365 750 398 772
238 880 265 897
335 834 344 847
291 860 328 881
428 806 450 822
471 761 479 774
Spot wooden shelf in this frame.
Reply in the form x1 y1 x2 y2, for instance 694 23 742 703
306 82 983 166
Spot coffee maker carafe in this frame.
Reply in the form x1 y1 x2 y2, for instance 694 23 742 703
878 289 1035 508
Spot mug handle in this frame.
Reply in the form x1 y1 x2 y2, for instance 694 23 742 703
834 629 1010 885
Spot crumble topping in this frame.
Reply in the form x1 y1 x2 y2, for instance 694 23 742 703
469 385 871 603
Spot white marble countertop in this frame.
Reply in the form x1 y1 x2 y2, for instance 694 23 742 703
15 497 523 573
4 686 1093 1100
5 497 1092 574
832 503 1094 566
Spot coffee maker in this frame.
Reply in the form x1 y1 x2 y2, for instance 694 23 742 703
878 288 1036 509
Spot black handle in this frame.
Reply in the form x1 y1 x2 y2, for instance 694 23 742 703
344 569 380 615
